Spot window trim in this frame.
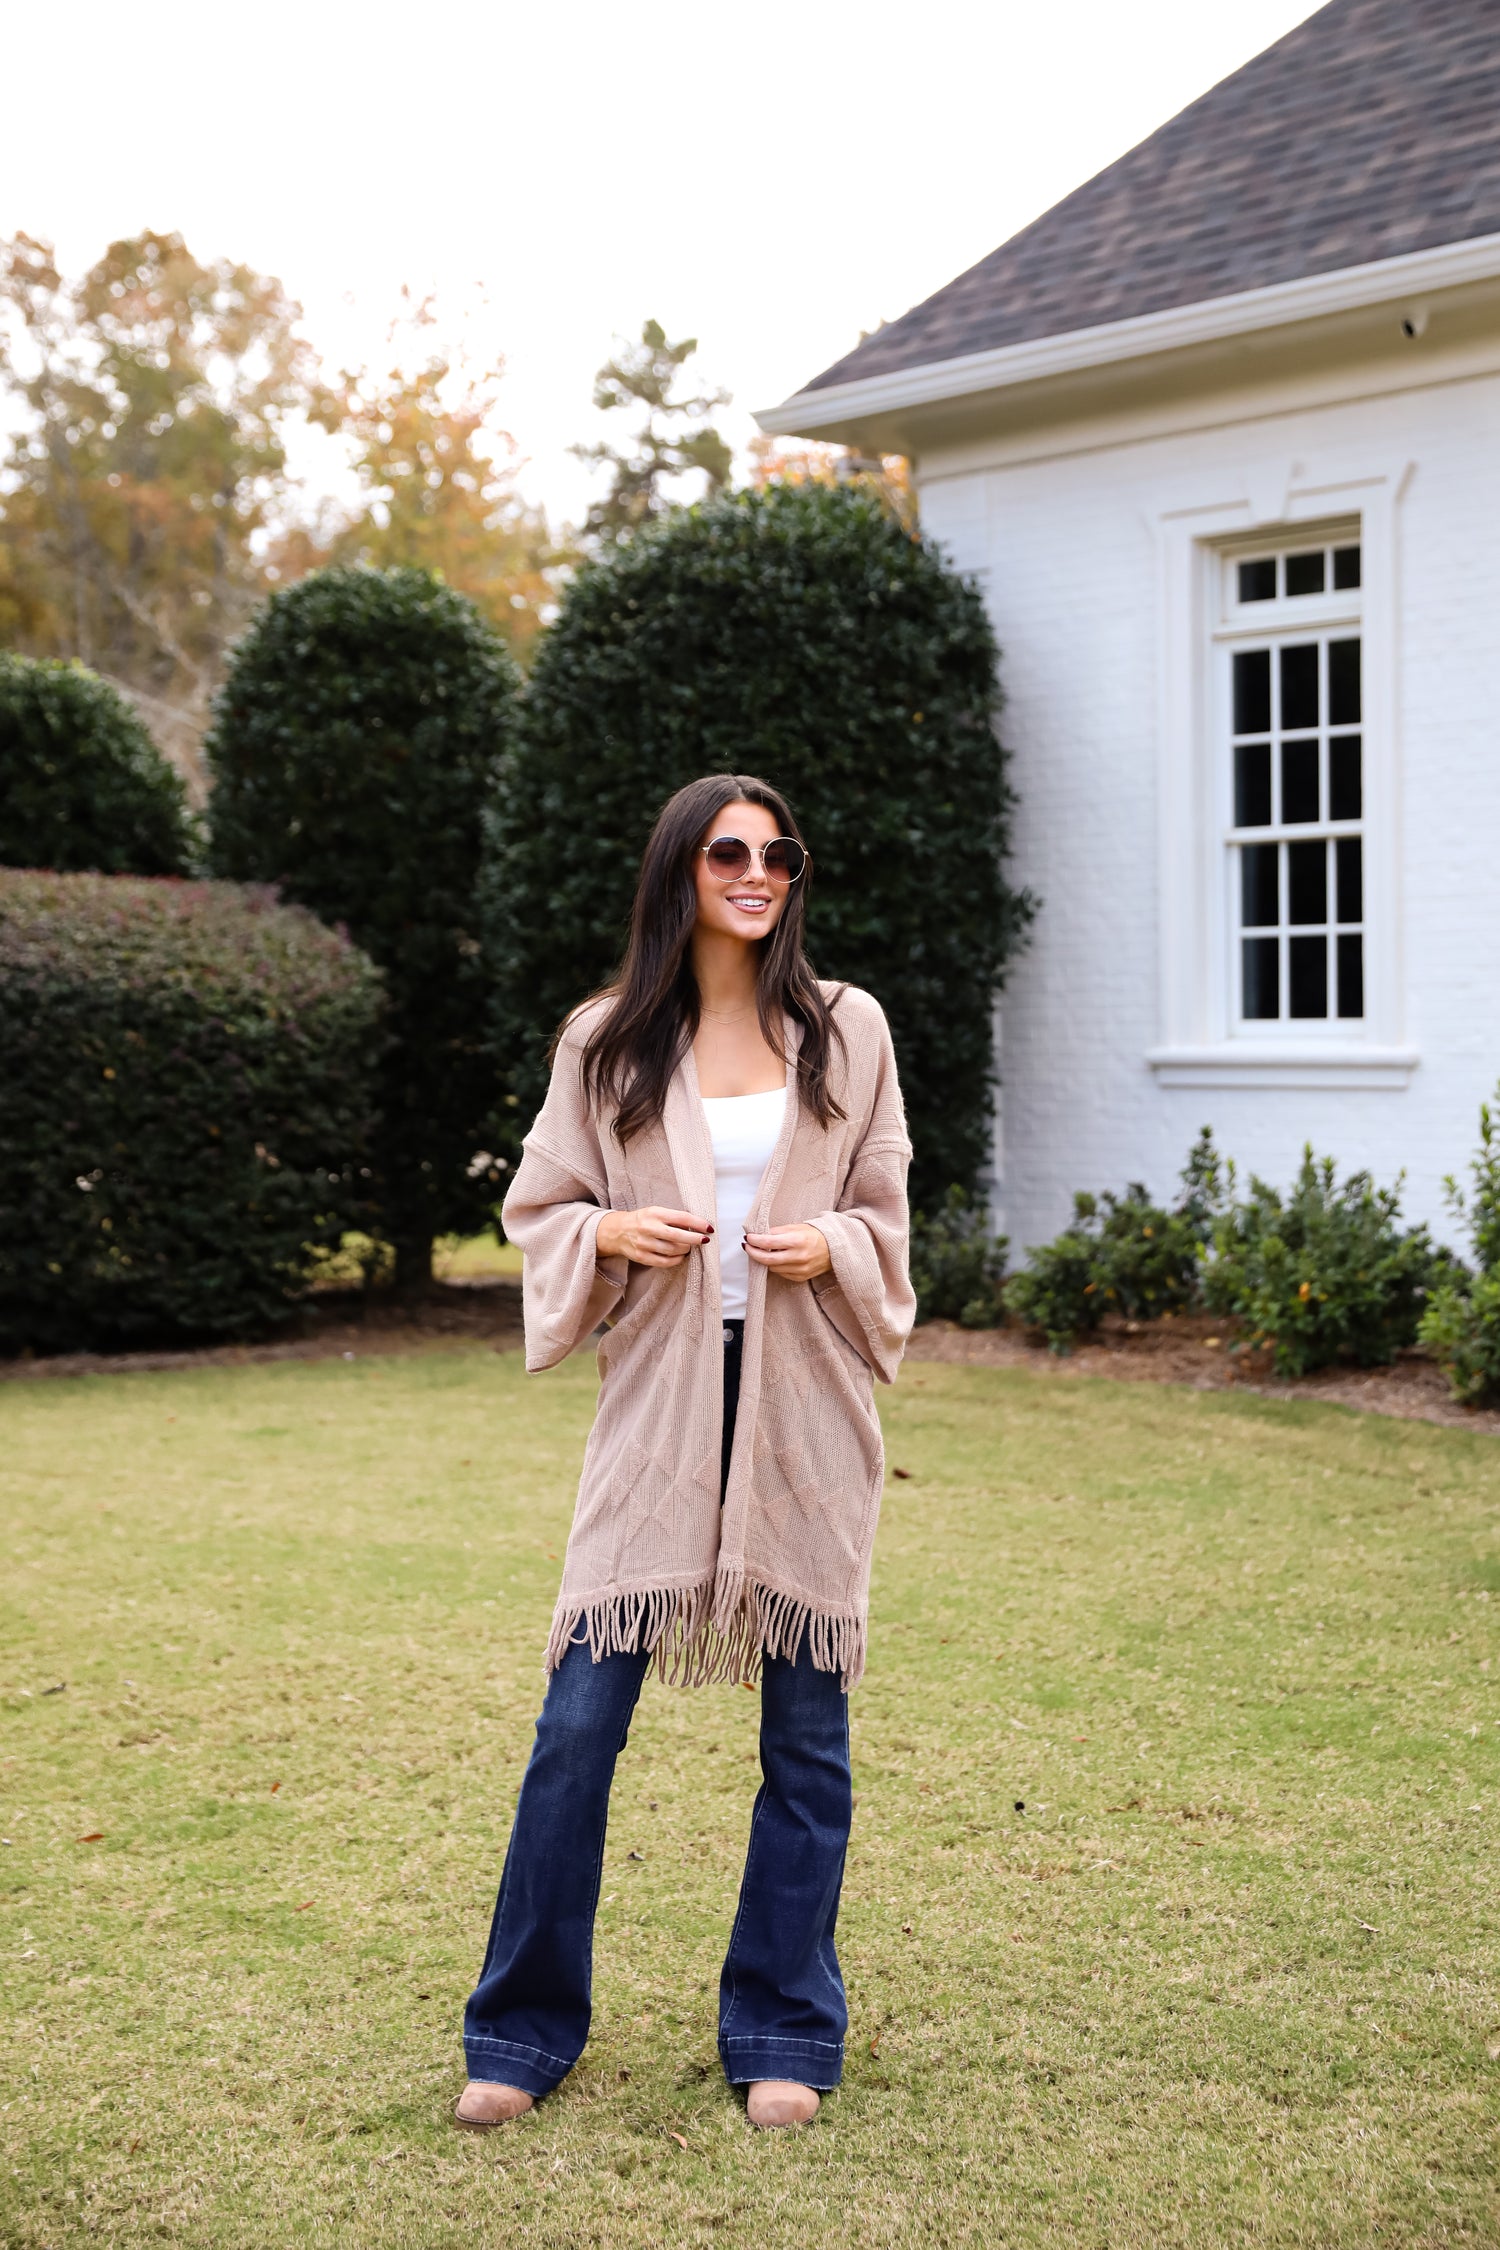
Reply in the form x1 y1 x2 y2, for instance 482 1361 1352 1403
1216 541 1366 1037
1147 454 1415 1089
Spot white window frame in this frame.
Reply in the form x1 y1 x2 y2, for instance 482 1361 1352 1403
1148 453 1416 1089
1217 528 1366 1037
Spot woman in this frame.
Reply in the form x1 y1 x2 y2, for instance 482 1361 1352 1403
456 773 913 2132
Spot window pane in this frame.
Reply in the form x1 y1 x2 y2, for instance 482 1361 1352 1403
1285 550 1326 596
1337 932 1364 1018
1329 637 1361 724
1333 544 1362 590
1242 936 1279 1019
1281 739 1320 823
1238 557 1277 602
1241 843 1279 927
1280 642 1320 730
1234 648 1272 735
1335 836 1363 922
1329 734 1362 820
1288 839 1328 924
1235 742 1273 827
1289 934 1329 1018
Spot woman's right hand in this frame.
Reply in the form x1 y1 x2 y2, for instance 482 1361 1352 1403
596 1206 713 1267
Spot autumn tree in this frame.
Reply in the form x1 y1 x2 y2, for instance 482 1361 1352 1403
746 431 916 530
570 319 732 547
295 294 558 657
0 232 320 788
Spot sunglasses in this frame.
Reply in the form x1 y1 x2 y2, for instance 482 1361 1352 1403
699 834 807 885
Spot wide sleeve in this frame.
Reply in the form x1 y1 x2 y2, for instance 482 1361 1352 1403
807 1006 916 1384
500 1024 629 1373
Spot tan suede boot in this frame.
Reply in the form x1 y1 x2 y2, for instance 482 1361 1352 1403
453 2080 536 2129
746 2080 821 2128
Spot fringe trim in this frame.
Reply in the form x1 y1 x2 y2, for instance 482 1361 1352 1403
710 1566 866 1693
544 1570 866 1692
543 1579 715 1685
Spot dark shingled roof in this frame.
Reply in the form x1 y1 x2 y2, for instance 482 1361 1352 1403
804 0 1500 393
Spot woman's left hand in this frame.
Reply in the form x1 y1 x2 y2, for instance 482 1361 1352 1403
744 1222 832 1283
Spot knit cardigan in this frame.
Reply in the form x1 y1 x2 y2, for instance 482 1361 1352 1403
501 982 914 1691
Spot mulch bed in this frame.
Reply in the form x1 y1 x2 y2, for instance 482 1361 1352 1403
905 1306 1500 1435
4 1283 1496 1437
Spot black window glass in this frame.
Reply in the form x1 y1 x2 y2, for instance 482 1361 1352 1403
1281 739 1320 824
1242 936 1279 1019
1329 637 1361 725
1241 843 1279 927
1289 934 1329 1018
1238 557 1277 603
1233 648 1272 735
1235 742 1273 828
1333 544 1362 590
1280 643 1320 730
1329 734 1362 820
1336 836 1363 923
1288 840 1327 924
1285 550 1326 597
1337 933 1364 1018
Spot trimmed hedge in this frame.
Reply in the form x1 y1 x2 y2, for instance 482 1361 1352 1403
206 566 522 1285
482 482 1032 1209
0 871 383 1351
0 655 197 876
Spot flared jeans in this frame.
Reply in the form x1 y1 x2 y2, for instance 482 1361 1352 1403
462 1321 853 2097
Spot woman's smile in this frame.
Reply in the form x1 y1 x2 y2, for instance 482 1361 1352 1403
726 892 770 916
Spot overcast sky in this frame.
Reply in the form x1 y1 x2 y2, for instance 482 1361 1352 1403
5 0 1323 530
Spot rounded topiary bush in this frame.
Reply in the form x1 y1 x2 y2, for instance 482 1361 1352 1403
206 566 522 1286
0 871 384 1351
483 482 1031 1208
0 655 197 875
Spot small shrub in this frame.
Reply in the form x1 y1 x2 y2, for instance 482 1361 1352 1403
1418 1087 1500 1405
1201 1146 1443 1378
1003 1222 1102 1350
1418 1273 1500 1408
1439 1088 1500 1278
0 655 197 875
1005 1130 1223 1350
909 1187 1008 1327
0 871 383 1352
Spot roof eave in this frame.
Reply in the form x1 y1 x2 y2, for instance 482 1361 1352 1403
755 228 1500 443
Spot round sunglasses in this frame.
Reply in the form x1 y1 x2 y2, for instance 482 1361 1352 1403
699 833 807 885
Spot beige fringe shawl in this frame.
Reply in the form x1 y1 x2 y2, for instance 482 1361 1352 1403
501 983 914 1691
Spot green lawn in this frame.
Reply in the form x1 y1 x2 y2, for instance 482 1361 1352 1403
2 1352 1498 2248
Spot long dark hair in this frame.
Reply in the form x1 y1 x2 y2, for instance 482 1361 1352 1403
571 773 846 1144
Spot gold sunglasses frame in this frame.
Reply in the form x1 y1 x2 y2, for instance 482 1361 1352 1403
698 834 808 885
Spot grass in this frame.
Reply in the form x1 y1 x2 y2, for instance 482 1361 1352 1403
2 1351 1498 2249
310 1230 522 1291
432 1233 522 1283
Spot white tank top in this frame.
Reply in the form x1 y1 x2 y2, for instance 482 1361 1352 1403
701 1084 787 1320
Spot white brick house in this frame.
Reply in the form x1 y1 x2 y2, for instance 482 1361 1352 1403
758 0 1500 1255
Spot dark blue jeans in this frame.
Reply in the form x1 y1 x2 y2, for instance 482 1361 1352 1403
463 1322 852 2097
